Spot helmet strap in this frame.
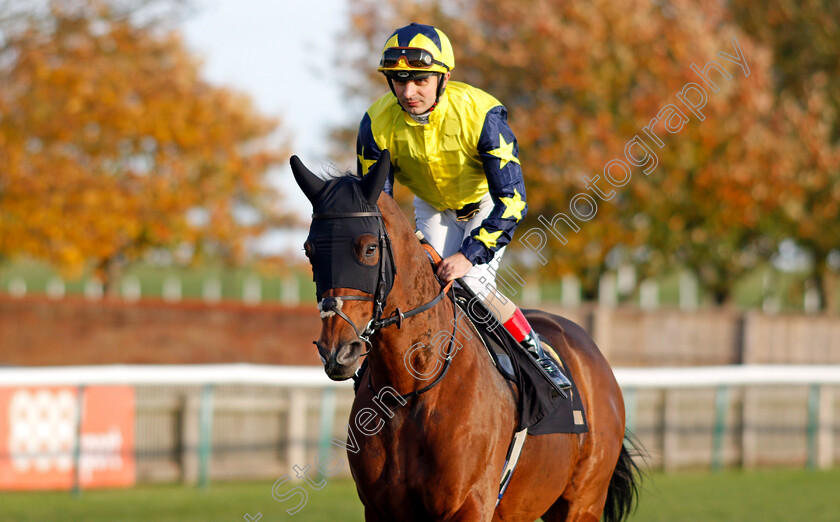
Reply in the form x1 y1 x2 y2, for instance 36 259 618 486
429 72 446 112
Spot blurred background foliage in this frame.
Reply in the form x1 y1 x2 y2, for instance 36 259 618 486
1 0 839 310
0 0 293 294
333 0 840 310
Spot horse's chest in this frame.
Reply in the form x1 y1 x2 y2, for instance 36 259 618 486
353 414 447 471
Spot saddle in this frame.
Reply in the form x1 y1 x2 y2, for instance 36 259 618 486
351 237 588 436
450 287 587 435
350 241 589 507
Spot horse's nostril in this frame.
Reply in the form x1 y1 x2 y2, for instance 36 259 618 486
336 339 365 365
313 340 329 363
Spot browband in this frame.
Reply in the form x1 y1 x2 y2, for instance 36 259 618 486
312 212 382 219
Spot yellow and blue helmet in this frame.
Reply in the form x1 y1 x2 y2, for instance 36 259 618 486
378 23 455 80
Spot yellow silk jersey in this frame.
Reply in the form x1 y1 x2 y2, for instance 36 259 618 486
356 81 528 265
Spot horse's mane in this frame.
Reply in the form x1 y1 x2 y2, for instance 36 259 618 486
308 163 412 248
317 164 360 181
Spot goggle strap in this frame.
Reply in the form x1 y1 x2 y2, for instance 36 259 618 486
381 48 449 71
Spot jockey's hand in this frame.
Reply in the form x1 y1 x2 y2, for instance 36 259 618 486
436 253 473 282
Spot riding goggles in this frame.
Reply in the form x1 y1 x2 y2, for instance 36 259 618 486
380 47 450 71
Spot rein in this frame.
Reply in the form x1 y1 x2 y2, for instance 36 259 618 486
319 281 451 351
367 282 459 405
313 209 458 401
313 209 452 343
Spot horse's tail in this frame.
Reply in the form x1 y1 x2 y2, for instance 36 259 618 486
602 430 645 522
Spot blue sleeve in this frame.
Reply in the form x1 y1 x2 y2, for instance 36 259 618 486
459 105 528 265
356 113 394 197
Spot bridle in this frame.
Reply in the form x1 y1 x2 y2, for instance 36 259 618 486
313 208 451 348
312 207 458 402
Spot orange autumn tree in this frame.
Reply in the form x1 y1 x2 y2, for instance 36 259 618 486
336 0 801 302
0 0 287 292
730 0 840 311
771 85 840 311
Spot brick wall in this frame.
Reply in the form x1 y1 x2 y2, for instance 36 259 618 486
0 296 323 366
2 296 839 367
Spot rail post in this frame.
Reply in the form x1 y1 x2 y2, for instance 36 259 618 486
317 387 337 480
711 385 729 471
72 384 86 497
197 383 215 489
623 386 637 434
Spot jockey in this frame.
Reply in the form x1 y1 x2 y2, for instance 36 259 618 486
356 23 571 393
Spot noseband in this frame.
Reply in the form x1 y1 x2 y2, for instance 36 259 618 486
312 209 452 349
312 210 390 347
312 206 462 404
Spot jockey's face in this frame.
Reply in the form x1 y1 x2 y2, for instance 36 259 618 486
392 72 450 115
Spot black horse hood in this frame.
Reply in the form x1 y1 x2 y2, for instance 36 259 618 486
306 177 396 303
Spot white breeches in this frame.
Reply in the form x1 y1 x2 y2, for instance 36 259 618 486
413 194 504 300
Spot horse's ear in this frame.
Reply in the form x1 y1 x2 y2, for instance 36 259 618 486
290 155 327 206
360 150 391 205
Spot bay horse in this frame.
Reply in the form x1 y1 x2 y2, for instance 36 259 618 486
292 151 640 522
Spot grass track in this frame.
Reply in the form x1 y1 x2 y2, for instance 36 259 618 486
631 468 840 521
1 468 838 521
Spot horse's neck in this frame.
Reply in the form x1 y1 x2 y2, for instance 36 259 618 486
371 289 465 394
369 203 478 395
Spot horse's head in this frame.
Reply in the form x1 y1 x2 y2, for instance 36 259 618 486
291 152 395 380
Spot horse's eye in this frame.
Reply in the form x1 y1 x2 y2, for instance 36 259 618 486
354 234 379 266
303 241 313 259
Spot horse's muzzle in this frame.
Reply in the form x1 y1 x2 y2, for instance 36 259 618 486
321 338 366 380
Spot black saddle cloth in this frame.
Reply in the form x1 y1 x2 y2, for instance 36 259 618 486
452 288 588 435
